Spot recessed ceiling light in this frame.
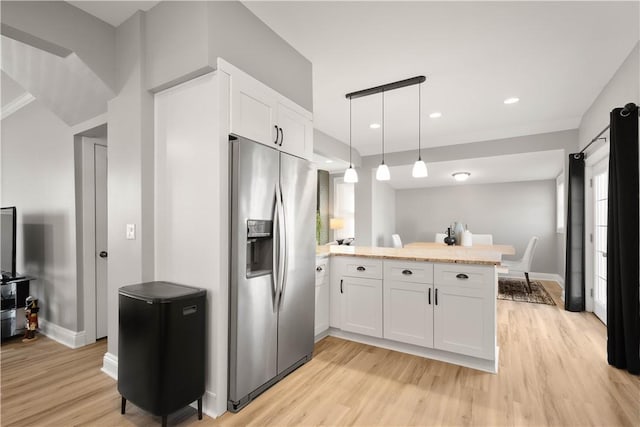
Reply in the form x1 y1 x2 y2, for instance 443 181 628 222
504 97 519 105
369 123 381 129
452 172 471 182
325 159 333 164
429 112 442 119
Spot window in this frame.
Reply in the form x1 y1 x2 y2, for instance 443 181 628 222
556 174 565 233
333 177 355 240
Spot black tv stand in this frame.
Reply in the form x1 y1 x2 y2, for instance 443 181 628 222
1 275 31 339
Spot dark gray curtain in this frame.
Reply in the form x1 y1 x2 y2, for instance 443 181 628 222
564 152 585 311
607 106 639 375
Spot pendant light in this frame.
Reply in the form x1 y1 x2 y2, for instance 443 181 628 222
343 97 358 183
412 82 428 178
376 89 390 181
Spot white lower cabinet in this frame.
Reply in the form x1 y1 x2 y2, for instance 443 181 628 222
384 280 433 347
433 264 496 360
314 259 329 336
340 276 383 338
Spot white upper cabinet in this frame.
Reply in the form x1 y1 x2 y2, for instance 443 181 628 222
219 59 313 160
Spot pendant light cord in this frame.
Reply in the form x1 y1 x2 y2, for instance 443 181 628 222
418 82 422 161
382 90 385 164
349 97 353 168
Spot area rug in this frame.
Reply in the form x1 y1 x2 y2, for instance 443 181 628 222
498 278 555 305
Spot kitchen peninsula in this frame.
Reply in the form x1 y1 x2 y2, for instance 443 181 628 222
315 245 505 373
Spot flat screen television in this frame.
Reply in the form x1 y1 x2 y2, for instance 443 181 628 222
1 206 17 280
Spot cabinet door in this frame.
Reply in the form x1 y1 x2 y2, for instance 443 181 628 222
340 277 383 338
276 101 313 160
433 284 494 359
384 281 433 347
229 71 278 146
314 282 329 336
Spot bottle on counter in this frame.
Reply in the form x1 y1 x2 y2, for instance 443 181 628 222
453 222 465 245
461 224 472 247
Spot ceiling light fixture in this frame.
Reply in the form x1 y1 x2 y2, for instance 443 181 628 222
325 159 333 164
376 90 390 181
345 76 427 183
504 97 519 105
369 123 381 129
412 82 428 178
429 112 442 119
343 97 359 183
452 172 471 182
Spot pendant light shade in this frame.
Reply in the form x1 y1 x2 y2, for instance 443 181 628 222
344 166 358 183
412 160 428 178
343 97 359 183
376 163 390 181
376 90 390 181
412 81 428 178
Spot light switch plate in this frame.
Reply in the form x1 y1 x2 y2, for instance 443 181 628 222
126 224 135 240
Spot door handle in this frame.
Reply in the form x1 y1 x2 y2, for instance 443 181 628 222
340 279 344 294
356 266 366 271
277 182 288 309
273 125 279 145
99 251 108 258
428 287 431 305
278 127 284 146
456 273 469 280
402 269 413 275
602 252 607 258
435 288 438 305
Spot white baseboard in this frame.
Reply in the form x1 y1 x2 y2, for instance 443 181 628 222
314 329 330 343
328 328 498 374
102 352 118 380
38 318 87 349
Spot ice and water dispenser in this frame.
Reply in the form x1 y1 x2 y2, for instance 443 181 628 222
246 219 273 278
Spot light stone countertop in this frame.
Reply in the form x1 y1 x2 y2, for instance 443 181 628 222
316 244 502 265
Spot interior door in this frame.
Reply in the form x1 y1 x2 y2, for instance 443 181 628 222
94 143 108 339
592 157 608 324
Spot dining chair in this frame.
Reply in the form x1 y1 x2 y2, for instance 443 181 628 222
472 234 493 245
501 236 539 292
391 234 403 248
434 233 446 243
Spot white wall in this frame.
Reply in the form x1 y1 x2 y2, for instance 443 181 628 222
145 1 313 111
395 180 558 274
371 174 396 247
1 100 78 330
355 130 578 246
579 42 639 150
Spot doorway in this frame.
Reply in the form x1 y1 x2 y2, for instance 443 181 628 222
585 140 609 325
75 123 108 344
591 157 608 325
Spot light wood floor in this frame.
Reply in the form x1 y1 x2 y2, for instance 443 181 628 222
2 281 639 426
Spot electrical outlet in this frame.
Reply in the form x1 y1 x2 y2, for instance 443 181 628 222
126 224 136 240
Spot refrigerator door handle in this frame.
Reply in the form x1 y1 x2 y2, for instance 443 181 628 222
272 188 280 312
277 180 288 309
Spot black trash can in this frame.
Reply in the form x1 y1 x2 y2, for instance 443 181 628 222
118 281 206 426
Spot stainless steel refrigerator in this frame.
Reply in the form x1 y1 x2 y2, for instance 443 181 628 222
228 135 316 412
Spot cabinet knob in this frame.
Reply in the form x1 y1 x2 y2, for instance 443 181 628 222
99 251 108 258
456 273 469 279
402 269 413 275
316 266 323 272
356 266 366 271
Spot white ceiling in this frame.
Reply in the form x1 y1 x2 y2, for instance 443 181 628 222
312 152 350 173
67 1 160 27
1 71 26 107
386 150 564 190
244 1 640 155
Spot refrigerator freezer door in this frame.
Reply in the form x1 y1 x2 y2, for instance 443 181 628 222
229 138 279 403
277 152 316 374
